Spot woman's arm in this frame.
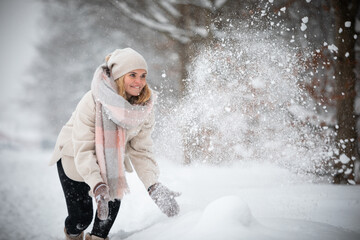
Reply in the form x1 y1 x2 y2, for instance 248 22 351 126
72 92 103 192
127 110 160 190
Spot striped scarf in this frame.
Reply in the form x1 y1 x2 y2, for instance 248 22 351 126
91 64 154 200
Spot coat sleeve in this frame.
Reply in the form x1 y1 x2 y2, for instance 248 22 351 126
72 93 103 193
127 110 160 190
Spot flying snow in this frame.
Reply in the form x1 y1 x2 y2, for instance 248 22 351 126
157 27 335 177
345 21 351 28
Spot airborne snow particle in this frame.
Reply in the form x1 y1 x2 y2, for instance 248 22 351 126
344 168 352 175
348 179 356 185
269 0 274 3
306 0 311 2
327 44 338 53
302 17 308 23
339 28 343 33
339 154 351 164
345 52 349 57
345 21 351 27
301 23 307 31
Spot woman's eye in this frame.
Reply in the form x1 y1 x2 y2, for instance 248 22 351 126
130 74 136 77
141 75 146 79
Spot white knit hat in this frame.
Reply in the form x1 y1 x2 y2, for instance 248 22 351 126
106 48 148 80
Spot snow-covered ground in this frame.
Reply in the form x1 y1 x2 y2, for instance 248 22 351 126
1 148 359 240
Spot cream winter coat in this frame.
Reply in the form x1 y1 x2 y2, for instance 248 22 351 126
49 90 159 193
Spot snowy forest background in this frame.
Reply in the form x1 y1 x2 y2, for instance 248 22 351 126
2 0 360 183
1 0 360 239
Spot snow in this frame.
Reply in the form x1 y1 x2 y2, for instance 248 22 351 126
300 17 308 32
345 21 351 28
327 44 338 53
1 148 360 240
158 30 334 177
340 154 351 164
301 23 307 31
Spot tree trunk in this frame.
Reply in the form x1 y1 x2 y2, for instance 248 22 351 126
331 0 359 184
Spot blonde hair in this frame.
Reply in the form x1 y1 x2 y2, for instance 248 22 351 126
106 55 151 105
115 76 152 105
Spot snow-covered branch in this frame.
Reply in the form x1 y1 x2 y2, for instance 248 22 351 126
159 0 182 18
108 0 210 43
107 0 212 44
171 0 228 10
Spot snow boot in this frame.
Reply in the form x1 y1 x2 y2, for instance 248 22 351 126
85 233 109 240
64 227 84 240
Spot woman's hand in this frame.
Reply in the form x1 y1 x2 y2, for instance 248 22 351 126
93 183 110 220
148 183 181 217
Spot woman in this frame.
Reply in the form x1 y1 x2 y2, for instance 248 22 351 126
49 48 180 240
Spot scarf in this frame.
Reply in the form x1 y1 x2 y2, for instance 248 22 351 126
91 64 155 200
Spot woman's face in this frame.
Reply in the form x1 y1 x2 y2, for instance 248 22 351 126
123 69 147 97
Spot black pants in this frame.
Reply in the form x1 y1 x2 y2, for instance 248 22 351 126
57 159 121 238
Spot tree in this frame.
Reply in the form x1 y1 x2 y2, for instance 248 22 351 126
331 0 360 184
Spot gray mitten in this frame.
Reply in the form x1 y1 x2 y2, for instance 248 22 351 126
148 183 181 217
93 183 110 221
